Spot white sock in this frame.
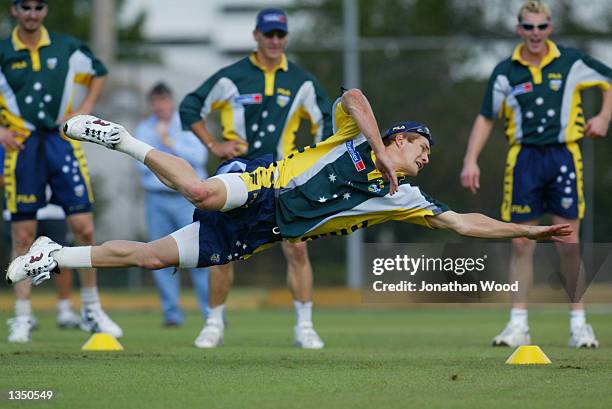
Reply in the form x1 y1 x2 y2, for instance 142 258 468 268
57 299 72 313
510 308 528 328
15 299 32 317
294 301 313 327
206 304 224 327
570 309 586 332
81 287 100 309
116 130 154 162
55 247 92 268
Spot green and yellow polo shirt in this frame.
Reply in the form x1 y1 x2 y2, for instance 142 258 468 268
0 26 107 136
480 40 611 145
180 53 332 160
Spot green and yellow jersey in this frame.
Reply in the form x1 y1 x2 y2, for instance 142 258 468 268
0 26 107 137
179 53 332 160
240 97 449 241
480 40 611 145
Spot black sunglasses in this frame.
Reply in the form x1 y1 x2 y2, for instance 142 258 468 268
520 22 550 31
263 30 287 39
18 4 46 12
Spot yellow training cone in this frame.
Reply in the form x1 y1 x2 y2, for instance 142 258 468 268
505 345 551 365
81 333 124 351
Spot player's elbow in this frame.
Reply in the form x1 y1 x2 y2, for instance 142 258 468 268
342 88 364 107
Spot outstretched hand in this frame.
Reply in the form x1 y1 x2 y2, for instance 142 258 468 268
526 224 573 242
374 149 399 195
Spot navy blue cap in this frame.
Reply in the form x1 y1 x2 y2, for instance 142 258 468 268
383 121 435 146
255 8 288 33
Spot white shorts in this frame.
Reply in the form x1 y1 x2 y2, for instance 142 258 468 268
209 173 248 211
170 222 200 268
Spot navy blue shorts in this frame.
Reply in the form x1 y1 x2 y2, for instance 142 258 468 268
3 130 93 221
501 143 584 222
191 155 282 267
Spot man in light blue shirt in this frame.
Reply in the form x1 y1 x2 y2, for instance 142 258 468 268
135 82 209 328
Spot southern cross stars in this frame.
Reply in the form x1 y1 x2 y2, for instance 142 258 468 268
318 196 328 203
343 192 351 200
328 173 337 183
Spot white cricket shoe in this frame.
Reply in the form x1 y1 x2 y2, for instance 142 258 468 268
63 115 124 149
294 323 325 349
7 316 33 343
57 309 81 329
569 324 599 348
492 322 531 347
6 236 62 285
80 306 123 338
194 323 224 348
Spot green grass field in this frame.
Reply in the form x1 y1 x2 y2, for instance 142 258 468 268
1 308 611 409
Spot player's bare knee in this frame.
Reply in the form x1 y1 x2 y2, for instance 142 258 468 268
12 228 36 253
72 223 95 244
555 241 580 259
286 242 309 267
512 237 536 256
184 180 218 209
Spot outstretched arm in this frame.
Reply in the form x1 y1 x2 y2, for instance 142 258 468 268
428 211 572 241
341 88 398 194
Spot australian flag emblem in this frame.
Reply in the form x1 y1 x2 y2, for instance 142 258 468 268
346 140 365 172
511 82 533 96
235 93 263 105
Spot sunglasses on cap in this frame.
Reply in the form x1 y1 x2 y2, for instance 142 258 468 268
520 22 550 31
263 30 287 39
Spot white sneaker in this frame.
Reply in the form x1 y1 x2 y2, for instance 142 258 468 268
80 306 123 338
63 115 123 149
569 324 599 348
194 323 224 348
6 236 62 285
57 309 81 329
294 323 325 349
7 316 33 343
492 322 531 347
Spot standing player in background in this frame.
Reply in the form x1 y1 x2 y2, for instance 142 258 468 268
135 82 209 328
180 8 332 349
0 0 121 342
1 147 81 336
460 0 611 348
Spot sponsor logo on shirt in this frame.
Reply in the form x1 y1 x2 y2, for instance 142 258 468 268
511 82 533 96
46 57 58 70
234 93 263 105
346 140 365 172
11 61 27 70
